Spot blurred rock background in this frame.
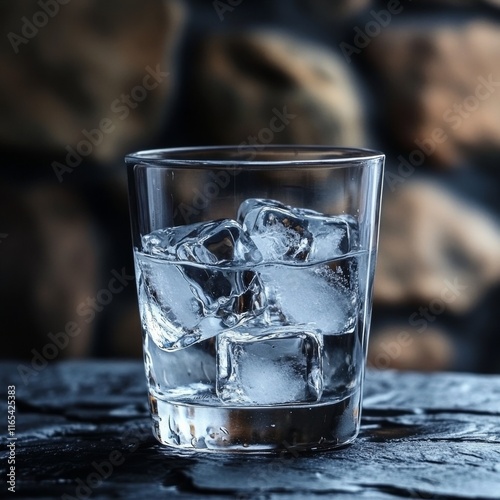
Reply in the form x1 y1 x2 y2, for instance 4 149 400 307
0 0 499 373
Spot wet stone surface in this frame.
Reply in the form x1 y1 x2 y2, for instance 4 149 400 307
1 361 500 499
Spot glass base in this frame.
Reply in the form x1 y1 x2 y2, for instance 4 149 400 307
149 389 361 453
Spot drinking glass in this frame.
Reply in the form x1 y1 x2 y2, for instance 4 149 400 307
126 145 384 453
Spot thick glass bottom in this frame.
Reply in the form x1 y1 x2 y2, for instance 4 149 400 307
148 389 361 453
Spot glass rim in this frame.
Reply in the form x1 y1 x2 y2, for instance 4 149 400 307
125 145 384 169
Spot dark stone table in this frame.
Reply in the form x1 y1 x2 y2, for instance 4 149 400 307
1 361 500 499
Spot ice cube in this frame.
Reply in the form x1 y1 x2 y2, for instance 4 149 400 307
142 219 262 266
300 212 354 262
260 263 357 335
135 254 205 351
137 220 267 351
241 202 313 261
239 198 356 263
216 328 323 405
237 198 288 225
181 265 266 326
